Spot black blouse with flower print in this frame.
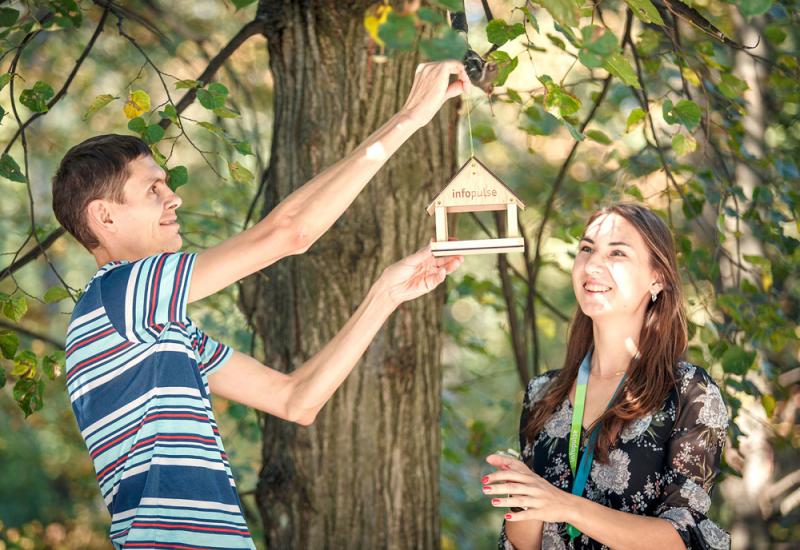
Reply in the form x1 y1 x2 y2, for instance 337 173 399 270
498 362 730 550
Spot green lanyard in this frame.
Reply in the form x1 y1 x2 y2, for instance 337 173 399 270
566 349 627 540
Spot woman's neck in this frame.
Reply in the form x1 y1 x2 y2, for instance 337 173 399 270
591 315 645 378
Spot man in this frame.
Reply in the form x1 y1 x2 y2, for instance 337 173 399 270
53 61 468 548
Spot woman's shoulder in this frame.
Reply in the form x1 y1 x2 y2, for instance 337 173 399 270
673 361 722 395
524 369 561 407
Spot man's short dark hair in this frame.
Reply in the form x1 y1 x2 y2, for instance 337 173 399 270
52 134 151 250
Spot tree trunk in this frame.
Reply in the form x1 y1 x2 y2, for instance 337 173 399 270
240 2 459 548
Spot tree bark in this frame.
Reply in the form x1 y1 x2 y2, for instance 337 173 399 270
240 2 459 548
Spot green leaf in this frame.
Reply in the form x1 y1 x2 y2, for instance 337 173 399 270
488 51 518 87
42 351 65 380
0 8 20 27
142 124 165 144
175 79 201 90
167 166 188 190
672 133 697 156
83 94 117 120
417 7 444 25
663 99 701 131
521 104 560 136
197 88 225 110
721 346 756 375
578 26 618 69
213 106 241 119
13 377 44 417
231 0 258 9
228 161 254 184
718 74 748 99
3 295 27 322
486 19 525 46
0 73 12 92
523 7 540 33
626 108 646 132
431 0 461 10
586 129 612 145
0 329 19 359
420 28 467 61
19 81 54 113
43 286 71 303
0 153 26 183
378 12 417 51
537 0 579 27
738 0 773 17
624 0 664 25
538 74 581 116
233 140 254 156
563 120 585 141
158 104 178 122
12 350 37 377
761 394 775 417
471 123 496 143
0 366 5 389
127 116 147 133
602 52 640 89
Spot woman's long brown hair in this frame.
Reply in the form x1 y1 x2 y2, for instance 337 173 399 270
523 204 688 462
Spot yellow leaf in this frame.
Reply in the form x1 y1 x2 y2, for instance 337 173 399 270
364 4 392 47
681 67 701 87
123 89 151 120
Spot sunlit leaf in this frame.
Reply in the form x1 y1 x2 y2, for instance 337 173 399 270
586 129 612 145
43 286 71 303
83 93 117 120
123 89 150 119
721 346 756 374
364 3 392 47
663 98 701 131
486 19 525 46
624 0 664 25
12 350 37 377
535 0 579 28
672 133 697 156
602 52 640 89
626 108 646 132
42 351 66 380
175 79 201 90
228 161 254 184
142 124 165 144
3 295 27 322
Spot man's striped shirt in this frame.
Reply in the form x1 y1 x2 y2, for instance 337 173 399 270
66 252 255 549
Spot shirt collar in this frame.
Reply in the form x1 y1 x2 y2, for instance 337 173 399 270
84 260 129 292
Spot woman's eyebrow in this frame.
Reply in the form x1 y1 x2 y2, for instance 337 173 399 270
579 237 633 247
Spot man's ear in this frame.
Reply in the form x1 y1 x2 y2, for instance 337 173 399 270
86 199 117 238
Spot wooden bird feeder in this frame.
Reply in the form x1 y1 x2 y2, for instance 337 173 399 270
426 157 526 256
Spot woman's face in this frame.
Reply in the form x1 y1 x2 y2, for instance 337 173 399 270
572 213 662 321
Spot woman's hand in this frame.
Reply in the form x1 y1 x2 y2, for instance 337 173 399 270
379 244 463 306
482 453 577 524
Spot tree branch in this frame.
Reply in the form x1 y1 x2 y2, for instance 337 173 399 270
0 228 66 283
0 319 64 350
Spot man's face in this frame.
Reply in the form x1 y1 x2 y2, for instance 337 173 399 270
111 155 183 258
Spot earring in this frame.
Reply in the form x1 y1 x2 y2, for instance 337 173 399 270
651 290 658 302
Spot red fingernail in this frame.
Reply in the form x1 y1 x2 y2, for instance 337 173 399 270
481 476 489 484
491 499 500 505
505 513 513 520
482 486 491 493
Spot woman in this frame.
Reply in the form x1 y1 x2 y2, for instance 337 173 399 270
481 204 730 549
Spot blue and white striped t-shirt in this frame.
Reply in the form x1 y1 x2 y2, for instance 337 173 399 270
66 252 255 549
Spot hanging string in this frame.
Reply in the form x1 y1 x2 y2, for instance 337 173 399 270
464 90 476 159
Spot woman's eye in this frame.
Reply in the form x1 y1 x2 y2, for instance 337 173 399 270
580 245 592 253
611 250 626 257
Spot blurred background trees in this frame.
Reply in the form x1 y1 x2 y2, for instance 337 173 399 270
0 1 797 549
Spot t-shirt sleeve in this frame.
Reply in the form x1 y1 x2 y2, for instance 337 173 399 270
191 326 234 380
101 252 196 344
655 364 731 549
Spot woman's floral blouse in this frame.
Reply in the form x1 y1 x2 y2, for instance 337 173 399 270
498 362 730 550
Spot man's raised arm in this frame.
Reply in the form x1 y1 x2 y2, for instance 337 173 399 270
188 61 469 303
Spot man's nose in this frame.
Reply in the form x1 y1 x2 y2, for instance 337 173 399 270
166 191 182 210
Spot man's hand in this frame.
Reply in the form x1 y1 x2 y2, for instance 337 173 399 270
401 61 470 129
379 244 463 306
